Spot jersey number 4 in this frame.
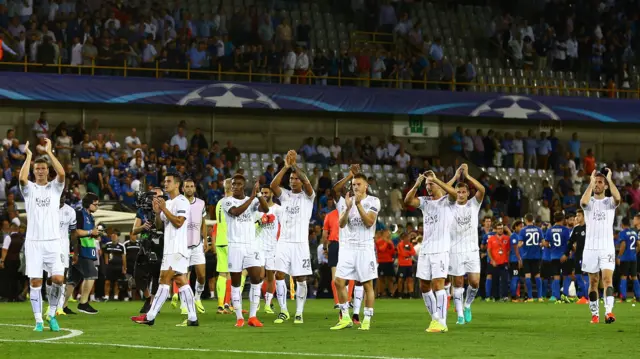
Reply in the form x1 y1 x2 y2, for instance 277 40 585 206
525 232 540 246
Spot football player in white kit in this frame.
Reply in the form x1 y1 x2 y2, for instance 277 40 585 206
445 164 484 325
330 173 380 331
255 184 283 314
19 139 66 332
221 174 269 327
404 171 456 333
174 179 209 315
49 192 77 316
580 169 621 324
270 150 315 325
131 173 199 327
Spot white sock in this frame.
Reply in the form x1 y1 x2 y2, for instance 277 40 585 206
340 302 350 319
605 295 614 315
231 286 243 320
465 285 478 308
58 286 66 309
46 284 52 303
210 291 215 299
453 287 464 318
445 283 451 294
436 289 448 326
30 286 43 323
179 284 198 321
90 294 95 301
114 295 119 300
249 283 261 317
589 299 600 317
195 281 205 301
48 283 63 317
353 285 364 315
364 307 373 320
146 284 170 321
295 281 307 316
265 291 274 307
276 279 288 313
421 290 439 320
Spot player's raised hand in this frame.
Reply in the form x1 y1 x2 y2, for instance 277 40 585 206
355 192 364 205
251 181 260 197
44 138 53 154
424 170 436 180
152 198 162 213
24 141 32 156
605 167 613 182
461 163 469 175
349 164 360 175
345 191 353 208
590 170 597 184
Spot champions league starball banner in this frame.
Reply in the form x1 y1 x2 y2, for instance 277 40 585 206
0 72 638 123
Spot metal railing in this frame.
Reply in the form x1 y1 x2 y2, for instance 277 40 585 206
0 58 639 98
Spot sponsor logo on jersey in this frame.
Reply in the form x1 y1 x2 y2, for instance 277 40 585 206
35 197 51 207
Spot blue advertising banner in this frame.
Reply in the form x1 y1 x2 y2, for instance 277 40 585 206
0 72 637 123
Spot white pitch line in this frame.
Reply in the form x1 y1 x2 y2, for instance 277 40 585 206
0 323 84 341
0 335 425 359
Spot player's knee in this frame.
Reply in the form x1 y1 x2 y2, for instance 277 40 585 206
605 286 614 296
588 291 598 301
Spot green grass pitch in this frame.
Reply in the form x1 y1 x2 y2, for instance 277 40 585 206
1 299 639 359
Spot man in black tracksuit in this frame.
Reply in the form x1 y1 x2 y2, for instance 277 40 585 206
562 208 588 301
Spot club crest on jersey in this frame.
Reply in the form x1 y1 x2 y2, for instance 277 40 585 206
35 197 51 207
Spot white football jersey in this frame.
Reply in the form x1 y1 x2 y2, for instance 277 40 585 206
582 196 617 252
186 197 207 247
277 189 315 243
418 196 452 254
448 196 481 253
20 180 65 241
256 204 282 252
59 204 77 254
221 196 261 247
161 194 190 257
336 195 380 249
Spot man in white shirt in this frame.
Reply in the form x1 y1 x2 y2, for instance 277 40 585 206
283 47 296 84
105 132 121 152
580 169 621 324
3 128 17 150
124 128 142 158
255 185 283 313
52 193 77 316
221 175 269 327
270 150 315 324
170 127 188 152
70 36 83 66
19 0 33 22
395 147 411 169
330 170 380 331
131 173 199 327
405 170 456 333
19 138 66 332
445 164 484 325
387 136 400 158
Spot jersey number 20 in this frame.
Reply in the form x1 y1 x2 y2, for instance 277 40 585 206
525 232 540 246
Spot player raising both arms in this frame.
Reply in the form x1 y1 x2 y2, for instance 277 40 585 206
221 175 269 327
131 173 199 327
330 171 380 331
255 185 283 314
19 139 66 332
580 169 621 324
405 171 456 333
270 150 315 324
445 164 484 325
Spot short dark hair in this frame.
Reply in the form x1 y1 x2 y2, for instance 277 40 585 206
455 182 469 190
576 209 584 215
622 217 630 226
6 129 13 135
524 213 534 222
353 173 368 181
260 184 272 191
183 178 195 185
34 158 49 166
493 222 504 229
231 174 246 182
512 219 523 230
554 211 565 223
165 173 183 186
82 192 99 208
